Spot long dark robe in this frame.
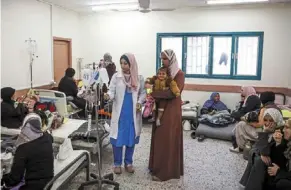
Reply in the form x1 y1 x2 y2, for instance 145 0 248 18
148 70 185 181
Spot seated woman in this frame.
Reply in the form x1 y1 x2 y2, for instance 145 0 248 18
1 87 28 129
201 92 228 115
231 86 261 121
239 109 286 190
268 119 291 190
1 110 54 190
58 68 86 116
230 91 279 153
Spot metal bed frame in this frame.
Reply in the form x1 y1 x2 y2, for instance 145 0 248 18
44 151 91 190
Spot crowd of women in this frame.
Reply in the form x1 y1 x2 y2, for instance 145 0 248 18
1 49 291 190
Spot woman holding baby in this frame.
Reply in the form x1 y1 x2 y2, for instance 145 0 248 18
148 49 185 181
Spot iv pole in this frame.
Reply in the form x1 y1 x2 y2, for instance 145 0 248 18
25 38 38 95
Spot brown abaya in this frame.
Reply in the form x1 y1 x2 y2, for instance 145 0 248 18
148 70 185 181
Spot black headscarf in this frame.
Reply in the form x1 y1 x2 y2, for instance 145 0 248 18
260 91 275 105
65 68 75 78
1 87 16 103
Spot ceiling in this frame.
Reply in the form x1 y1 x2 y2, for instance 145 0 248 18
40 0 291 13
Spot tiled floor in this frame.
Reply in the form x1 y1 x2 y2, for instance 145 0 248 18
66 125 247 190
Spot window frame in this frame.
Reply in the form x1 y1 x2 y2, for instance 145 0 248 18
156 32 264 80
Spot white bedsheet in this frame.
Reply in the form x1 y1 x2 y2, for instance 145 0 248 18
1 119 86 144
52 119 86 143
51 150 90 190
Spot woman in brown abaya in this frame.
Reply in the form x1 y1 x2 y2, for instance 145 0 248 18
148 49 185 181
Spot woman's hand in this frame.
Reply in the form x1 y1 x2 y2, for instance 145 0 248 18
261 155 272 165
273 130 283 144
268 163 280 176
136 103 142 112
104 93 110 101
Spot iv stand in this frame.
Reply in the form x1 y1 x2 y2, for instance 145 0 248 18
25 38 38 94
78 81 119 190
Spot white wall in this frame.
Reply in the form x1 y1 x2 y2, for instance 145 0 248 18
1 0 80 89
80 5 291 88
1 0 51 89
80 5 291 107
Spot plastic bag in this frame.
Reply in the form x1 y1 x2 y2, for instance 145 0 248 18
56 138 73 160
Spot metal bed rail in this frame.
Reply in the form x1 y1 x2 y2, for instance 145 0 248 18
44 151 90 190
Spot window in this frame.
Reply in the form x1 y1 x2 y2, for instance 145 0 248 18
156 32 264 80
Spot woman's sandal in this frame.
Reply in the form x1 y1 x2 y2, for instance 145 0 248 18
152 176 162 182
198 135 206 142
113 166 122 175
190 131 196 139
125 165 135 173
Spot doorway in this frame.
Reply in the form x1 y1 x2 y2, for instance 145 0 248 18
53 37 72 84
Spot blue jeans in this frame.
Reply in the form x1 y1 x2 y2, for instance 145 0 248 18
112 145 135 166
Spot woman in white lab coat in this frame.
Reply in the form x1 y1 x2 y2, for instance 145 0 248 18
104 53 146 175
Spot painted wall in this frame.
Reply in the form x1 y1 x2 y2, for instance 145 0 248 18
80 4 291 107
1 0 80 89
1 0 51 89
80 5 291 88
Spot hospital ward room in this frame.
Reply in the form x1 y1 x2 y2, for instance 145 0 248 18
1 0 291 190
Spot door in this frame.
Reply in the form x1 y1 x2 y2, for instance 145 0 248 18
53 37 72 84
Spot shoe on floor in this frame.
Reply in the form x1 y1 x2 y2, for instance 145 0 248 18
229 147 243 154
152 176 162 182
113 166 122 174
125 165 135 173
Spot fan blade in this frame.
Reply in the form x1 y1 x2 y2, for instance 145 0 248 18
151 8 176 11
112 9 139 12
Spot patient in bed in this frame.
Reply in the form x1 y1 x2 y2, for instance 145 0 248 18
1 87 28 129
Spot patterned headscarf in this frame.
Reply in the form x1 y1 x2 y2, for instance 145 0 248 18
263 108 285 132
241 86 257 106
120 53 139 91
161 49 180 78
103 53 113 67
15 113 44 147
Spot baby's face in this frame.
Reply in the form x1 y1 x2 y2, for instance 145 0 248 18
158 70 167 81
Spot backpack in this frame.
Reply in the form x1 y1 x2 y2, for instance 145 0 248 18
143 96 155 118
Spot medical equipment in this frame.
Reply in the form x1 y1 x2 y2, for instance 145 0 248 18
25 38 38 89
78 79 119 190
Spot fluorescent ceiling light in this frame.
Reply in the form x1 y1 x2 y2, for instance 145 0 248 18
91 0 138 6
92 3 138 11
207 0 269 5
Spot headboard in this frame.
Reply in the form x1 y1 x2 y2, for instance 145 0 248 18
34 89 68 117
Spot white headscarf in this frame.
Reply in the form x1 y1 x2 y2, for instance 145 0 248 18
263 108 285 132
15 113 43 147
161 49 180 78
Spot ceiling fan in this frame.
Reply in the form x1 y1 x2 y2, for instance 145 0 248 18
113 0 176 13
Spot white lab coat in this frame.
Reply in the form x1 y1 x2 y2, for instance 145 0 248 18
107 72 146 140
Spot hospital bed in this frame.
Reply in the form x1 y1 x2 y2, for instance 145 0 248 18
34 89 82 118
194 92 287 142
1 141 90 190
44 150 90 190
